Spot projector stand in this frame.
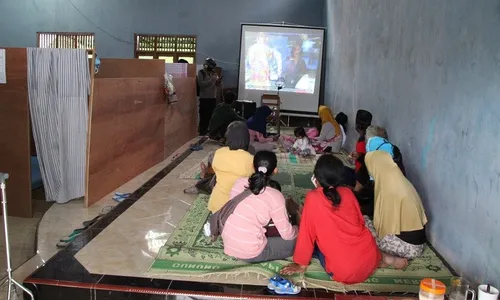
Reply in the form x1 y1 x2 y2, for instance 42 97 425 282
0 173 35 300
261 93 281 135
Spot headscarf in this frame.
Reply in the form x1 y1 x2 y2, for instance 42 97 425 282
366 136 394 157
247 106 272 136
208 103 243 137
318 105 341 137
225 121 250 151
365 151 427 238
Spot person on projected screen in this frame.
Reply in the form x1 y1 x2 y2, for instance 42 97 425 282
282 44 308 89
247 33 271 88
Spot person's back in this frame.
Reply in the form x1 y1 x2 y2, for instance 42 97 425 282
209 147 253 212
222 177 296 259
281 154 380 284
298 187 380 283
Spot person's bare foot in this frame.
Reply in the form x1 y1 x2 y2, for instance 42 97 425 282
381 252 408 270
200 162 207 178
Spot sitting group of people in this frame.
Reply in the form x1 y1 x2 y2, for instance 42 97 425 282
190 98 428 284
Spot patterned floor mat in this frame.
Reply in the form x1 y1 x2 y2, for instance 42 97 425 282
179 149 354 181
148 195 454 293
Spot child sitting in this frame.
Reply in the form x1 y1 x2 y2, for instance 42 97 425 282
291 127 316 156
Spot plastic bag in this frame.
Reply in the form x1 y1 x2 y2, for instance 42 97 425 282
94 55 101 74
164 72 177 103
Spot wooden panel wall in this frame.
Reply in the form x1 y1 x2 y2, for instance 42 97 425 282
164 78 198 157
86 77 166 206
96 59 165 78
0 48 32 217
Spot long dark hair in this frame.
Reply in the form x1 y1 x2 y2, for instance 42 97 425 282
313 154 345 207
335 112 348 133
248 151 278 195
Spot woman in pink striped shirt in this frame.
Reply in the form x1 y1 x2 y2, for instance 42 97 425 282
222 151 298 262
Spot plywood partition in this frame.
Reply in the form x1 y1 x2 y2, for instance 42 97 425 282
96 58 165 78
0 48 32 217
85 58 167 207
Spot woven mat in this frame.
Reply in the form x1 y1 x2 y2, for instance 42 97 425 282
179 150 354 181
148 197 453 293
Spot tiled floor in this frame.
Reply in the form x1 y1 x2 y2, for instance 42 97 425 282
74 141 225 281
0 138 199 300
0 197 51 280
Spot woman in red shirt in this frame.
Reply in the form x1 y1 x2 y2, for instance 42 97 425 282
281 155 407 284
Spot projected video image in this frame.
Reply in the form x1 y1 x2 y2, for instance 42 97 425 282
244 31 322 94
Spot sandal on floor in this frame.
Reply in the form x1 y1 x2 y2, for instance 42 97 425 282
82 215 103 228
59 229 83 242
267 277 301 295
57 231 82 248
190 145 203 151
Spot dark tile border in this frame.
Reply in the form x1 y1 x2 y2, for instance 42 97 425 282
22 137 433 299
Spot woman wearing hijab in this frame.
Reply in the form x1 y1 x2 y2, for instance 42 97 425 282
365 130 406 176
353 126 405 208
208 121 255 213
364 151 428 262
279 105 343 154
247 105 273 137
310 106 343 153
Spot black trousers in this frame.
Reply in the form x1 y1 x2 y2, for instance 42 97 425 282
198 98 217 135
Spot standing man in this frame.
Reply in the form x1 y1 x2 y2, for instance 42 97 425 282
197 58 221 136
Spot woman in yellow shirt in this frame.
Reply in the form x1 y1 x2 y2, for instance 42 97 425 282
208 121 255 213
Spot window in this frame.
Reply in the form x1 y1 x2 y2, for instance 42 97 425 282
134 34 196 63
37 32 95 50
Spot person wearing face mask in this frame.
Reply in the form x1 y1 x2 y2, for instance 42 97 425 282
280 155 408 284
197 58 222 135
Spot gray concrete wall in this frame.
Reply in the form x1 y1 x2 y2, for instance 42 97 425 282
0 0 324 87
325 0 500 286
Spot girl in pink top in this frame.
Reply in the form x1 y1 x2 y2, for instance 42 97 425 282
222 151 298 262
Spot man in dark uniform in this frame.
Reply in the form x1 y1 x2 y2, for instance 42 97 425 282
197 58 221 135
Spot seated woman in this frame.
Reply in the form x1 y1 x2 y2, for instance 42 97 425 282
351 125 394 217
207 121 255 213
247 105 273 139
280 154 381 284
365 151 428 261
365 127 406 176
311 106 343 153
247 105 277 151
222 150 298 262
184 121 254 200
207 91 244 142
280 106 342 153
335 112 348 149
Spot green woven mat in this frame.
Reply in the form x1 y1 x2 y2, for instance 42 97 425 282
148 194 453 293
178 150 354 181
